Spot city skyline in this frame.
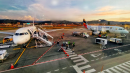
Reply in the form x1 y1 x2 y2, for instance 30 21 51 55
0 0 130 21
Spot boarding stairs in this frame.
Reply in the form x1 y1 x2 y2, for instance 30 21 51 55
32 28 53 47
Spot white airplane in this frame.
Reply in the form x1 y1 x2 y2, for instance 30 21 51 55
83 19 129 35
0 24 62 47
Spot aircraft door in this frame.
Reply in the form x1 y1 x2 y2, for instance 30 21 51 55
28 29 33 37
109 27 114 33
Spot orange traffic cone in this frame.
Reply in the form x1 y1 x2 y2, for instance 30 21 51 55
10 64 14 69
65 51 67 54
67 54 69 56
62 36 63 39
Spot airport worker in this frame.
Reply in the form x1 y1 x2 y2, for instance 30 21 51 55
72 48 75 54
68 41 70 48
57 41 59 47
61 43 63 47
72 42 75 47
63 33 64 36
61 36 63 39
34 29 39 37
66 42 68 49
43 34 48 41
101 40 106 49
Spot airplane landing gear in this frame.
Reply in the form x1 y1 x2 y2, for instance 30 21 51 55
23 44 26 48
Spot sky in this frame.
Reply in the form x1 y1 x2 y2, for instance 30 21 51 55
0 0 130 22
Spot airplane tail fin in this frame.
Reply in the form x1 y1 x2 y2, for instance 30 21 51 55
83 19 88 29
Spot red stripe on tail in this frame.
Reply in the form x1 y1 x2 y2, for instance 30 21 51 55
83 23 88 29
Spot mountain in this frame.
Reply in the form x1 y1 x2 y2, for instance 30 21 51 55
0 19 130 25
87 19 130 25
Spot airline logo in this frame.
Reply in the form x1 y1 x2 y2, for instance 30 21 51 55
83 19 88 29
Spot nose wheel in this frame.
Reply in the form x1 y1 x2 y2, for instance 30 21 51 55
22 44 26 48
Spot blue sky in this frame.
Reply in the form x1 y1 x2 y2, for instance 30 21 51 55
0 0 130 21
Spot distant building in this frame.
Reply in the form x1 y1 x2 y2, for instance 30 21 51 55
41 25 53 27
4 23 12 26
17 22 20 25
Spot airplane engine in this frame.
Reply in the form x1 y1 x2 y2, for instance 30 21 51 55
3 35 13 44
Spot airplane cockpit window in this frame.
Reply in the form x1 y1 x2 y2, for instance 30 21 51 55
119 28 122 30
15 33 27 36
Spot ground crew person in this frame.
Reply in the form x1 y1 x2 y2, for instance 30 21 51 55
63 33 64 36
61 36 63 39
43 34 48 41
72 42 75 47
72 48 75 54
66 42 68 49
100 40 106 49
57 41 59 47
72 42 75 51
68 41 70 48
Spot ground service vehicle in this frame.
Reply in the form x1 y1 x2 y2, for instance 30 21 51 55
0 50 9 62
110 38 122 44
95 38 107 45
98 34 107 38
72 32 89 38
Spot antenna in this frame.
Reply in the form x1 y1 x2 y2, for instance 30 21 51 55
33 17 34 26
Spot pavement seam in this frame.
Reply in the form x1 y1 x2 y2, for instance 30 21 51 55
62 67 67 69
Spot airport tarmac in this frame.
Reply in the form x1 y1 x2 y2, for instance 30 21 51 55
0 28 130 73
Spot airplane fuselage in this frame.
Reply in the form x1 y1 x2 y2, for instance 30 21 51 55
13 26 37 45
87 25 129 34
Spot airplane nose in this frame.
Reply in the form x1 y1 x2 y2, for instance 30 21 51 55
126 30 129 33
13 36 18 44
13 36 22 44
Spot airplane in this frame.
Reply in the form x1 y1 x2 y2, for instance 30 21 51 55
83 19 129 35
0 23 62 48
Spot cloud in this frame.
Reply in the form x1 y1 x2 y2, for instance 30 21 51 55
107 18 130 21
19 15 39 21
27 3 87 21
0 15 9 19
1 0 130 22
93 10 130 16
51 0 59 6
97 6 115 11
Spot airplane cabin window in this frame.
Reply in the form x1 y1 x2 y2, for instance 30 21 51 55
20 33 24 35
119 28 122 30
15 33 19 35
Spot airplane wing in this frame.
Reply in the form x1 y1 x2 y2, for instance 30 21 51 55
0 32 14 35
